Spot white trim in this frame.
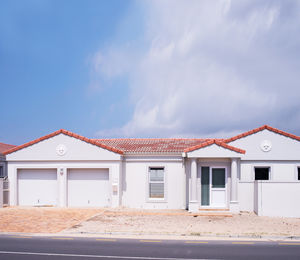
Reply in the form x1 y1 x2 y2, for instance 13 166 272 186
199 164 228 209
146 165 168 203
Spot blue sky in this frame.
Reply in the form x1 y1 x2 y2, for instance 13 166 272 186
0 0 136 144
1 0 300 145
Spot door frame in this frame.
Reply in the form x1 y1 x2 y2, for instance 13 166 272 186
199 165 228 209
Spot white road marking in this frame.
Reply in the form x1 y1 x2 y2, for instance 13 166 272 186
0 250 219 260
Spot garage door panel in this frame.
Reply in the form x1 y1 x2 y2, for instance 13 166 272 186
68 169 109 181
18 169 57 206
67 169 109 207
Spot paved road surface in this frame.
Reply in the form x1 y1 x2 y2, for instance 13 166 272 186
0 235 299 260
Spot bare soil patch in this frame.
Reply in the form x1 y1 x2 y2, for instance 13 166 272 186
0 207 104 233
65 208 300 237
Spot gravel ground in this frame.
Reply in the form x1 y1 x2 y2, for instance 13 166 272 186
64 208 300 237
0 207 104 233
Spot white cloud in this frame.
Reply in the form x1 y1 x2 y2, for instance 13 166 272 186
93 0 300 138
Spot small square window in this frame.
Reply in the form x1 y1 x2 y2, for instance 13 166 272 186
298 167 300 181
255 167 269 180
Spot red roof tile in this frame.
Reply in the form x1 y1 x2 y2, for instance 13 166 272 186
225 125 300 143
0 142 16 155
94 138 214 154
4 125 298 156
183 139 246 154
3 130 124 155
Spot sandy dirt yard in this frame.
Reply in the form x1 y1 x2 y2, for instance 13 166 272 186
65 208 300 237
0 207 104 233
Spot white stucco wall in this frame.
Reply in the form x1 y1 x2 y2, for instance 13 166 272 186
187 144 242 158
231 130 300 213
238 161 300 212
6 134 121 161
121 156 186 209
254 181 300 217
6 134 122 207
238 182 254 211
229 129 300 161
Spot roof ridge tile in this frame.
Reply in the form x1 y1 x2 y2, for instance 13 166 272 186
4 130 124 155
225 125 300 143
184 139 245 154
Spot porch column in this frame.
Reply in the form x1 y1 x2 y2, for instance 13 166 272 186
188 158 198 212
230 158 239 213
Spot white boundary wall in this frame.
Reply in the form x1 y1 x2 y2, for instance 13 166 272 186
254 181 300 217
238 161 300 213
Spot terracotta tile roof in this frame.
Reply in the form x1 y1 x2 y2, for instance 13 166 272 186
4 125 298 156
183 139 246 154
0 142 16 155
3 130 124 155
225 125 300 143
94 138 214 154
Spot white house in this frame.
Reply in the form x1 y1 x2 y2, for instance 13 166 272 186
3 125 300 217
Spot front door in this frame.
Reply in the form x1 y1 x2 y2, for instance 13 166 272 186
201 166 227 208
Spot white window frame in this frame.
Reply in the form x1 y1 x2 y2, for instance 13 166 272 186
148 167 165 201
253 166 271 181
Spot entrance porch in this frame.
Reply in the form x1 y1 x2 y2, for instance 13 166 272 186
187 158 239 213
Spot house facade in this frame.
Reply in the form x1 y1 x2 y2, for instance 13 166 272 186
3 125 300 217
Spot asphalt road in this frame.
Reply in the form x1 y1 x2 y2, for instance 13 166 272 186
0 235 299 260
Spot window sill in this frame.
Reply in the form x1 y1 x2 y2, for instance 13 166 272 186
147 198 167 203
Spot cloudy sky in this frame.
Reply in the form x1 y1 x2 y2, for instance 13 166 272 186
1 0 300 144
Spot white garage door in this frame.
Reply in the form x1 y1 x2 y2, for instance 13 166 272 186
67 169 109 207
18 169 58 206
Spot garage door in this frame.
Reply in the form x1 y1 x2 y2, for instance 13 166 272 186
18 169 58 206
67 169 109 207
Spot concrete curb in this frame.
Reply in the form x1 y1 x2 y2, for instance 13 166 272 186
62 230 300 241
1 231 300 242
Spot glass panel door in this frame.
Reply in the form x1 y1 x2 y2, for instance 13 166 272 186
201 167 210 206
211 168 226 207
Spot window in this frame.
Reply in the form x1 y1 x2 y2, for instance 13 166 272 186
149 167 164 199
0 166 3 178
212 168 226 188
255 167 269 180
298 167 300 181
